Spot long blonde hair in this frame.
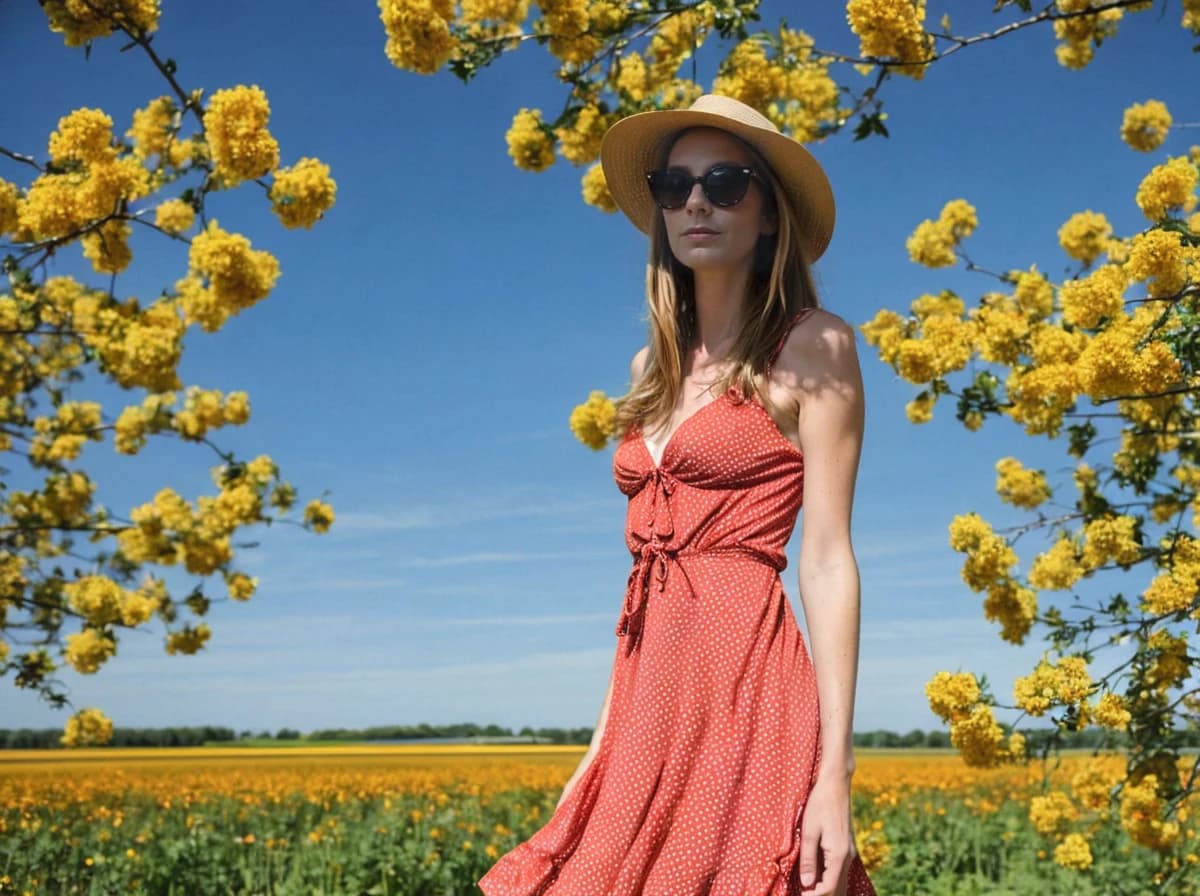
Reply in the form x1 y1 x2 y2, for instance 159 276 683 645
612 127 823 439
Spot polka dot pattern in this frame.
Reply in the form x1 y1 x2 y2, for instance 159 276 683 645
478 310 876 896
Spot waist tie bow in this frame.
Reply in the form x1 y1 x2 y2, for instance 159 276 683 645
615 541 783 655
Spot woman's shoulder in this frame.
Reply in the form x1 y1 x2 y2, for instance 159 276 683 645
630 344 650 383
775 307 861 382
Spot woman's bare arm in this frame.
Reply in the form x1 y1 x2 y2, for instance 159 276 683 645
775 309 866 895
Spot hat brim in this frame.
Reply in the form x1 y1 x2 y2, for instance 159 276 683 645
599 107 835 263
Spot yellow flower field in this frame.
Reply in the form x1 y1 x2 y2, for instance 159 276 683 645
0 745 1190 895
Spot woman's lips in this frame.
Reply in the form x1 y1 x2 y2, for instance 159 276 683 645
683 230 718 240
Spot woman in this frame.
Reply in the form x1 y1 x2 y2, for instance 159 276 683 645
479 94 875 896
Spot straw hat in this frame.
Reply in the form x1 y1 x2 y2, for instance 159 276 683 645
599 93 836 263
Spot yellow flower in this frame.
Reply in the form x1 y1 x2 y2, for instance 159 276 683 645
554 104 609 166
154 198 195 235
949 703 1006 768
1013 655 1092 716
1029 789 1078 835
42 0 160 46
165 624 211 656
1057 210 1112 264
1121 99 1172 152
1141 571 1198 616
1058 264 1127 329
48 107 116 165
924 670 980 722
506 108 555 172
304 499 335 533
1091 692 1132 730
846 0 934 80
982 580 1037 645
64 628 117 674
60 707 114 747
0 178 20 236
378 0 459 75
1125 228 1188 298
81 219 133 274
1120 774 1181 851
126 95 176 162
569 390 616 449
581 162 617 213
995 457 1051 509
904 392 934 424
204 85 280 186
1054 832 1093 870
269 158 337 229
1079 515 1141 569
1135 156 1199 222
947 513 1016 591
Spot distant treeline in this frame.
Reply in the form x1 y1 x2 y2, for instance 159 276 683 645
3 723 1194 751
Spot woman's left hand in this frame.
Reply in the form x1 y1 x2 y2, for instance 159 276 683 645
796 772 858 895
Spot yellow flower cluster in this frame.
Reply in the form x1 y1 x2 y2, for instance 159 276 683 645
16 108 150 243
1029 789 1078 835
648 4 715 83
1135 156 1199 222
1125 228 1191 299
982 580 1037 644
994 456 1051 510
1059 263 1127 329
64 628 117 674
924 670 980 722
854 822 891 872
710 34 841 143
1145 629 1190 692
948 703 1007 768
268 158 337 229
303 499 336 534
506 108 555 171
171 387 251 441
846 0 934 80
1072 763 1118 811
905 199 977 268
60 707 114 747
204 85 279 187
1053 832 1093 870
1057 209 1112 264
0 178 20 236
581 162 616 212
126 95 177 164
554 104 610 165
154 198 195 234
5 472 96 548
460 0 529 26
1011 266 1055 319
28 401 104 465
81 218 133 274
535 0 598 64
1052 0 1126 69
181 220 280 331
1120 774 1180 851
1079 514 1141 569
378 0 459 75
1141 534 1200 617
42 0 160 47
113 392 176 454
1013 655 1092 716
1091 691 1131 730
569 389 616 449
1186 0 1200 32
947 513 1016 591
1121 99 1172 152
1074 307 1182 401
63 573 162 627
166 623 212 656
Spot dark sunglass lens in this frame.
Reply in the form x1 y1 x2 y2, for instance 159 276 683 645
704 166 751 206
649 170 691 208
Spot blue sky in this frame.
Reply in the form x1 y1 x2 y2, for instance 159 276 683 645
1 3 1194 736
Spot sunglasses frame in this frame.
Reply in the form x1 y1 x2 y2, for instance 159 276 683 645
644 164 765 210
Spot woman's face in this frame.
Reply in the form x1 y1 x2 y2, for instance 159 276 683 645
660 127 776 275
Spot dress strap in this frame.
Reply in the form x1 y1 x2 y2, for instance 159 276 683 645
765 307 818 378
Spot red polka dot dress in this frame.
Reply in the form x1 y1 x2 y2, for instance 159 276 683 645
478 309 877 896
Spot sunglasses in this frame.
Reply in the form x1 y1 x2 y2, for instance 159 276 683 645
645 164 764 210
